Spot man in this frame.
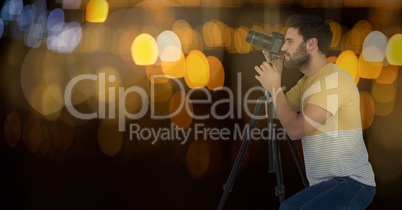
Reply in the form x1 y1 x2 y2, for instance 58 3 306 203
254 14 376 209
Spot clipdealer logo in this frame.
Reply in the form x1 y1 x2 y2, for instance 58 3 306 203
300 71 339 137
64 73 287 144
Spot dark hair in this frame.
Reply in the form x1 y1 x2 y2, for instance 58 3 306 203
285 14 333 54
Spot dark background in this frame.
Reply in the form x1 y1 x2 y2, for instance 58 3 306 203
1 1 402 209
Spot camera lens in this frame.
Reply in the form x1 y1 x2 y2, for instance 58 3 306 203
245 30 272 50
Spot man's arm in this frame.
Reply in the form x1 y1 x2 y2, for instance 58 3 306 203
255 61 331 140
271 89 331 140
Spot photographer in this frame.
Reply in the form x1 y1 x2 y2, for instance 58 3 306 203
255 14 376 209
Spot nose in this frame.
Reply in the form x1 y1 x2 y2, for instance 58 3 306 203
281 42 288 52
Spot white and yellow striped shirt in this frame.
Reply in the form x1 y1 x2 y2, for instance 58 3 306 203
286 63 376 187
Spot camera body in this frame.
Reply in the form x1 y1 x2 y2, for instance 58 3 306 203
245 30 284 60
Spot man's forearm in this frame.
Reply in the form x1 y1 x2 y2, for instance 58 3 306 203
271 88 304 140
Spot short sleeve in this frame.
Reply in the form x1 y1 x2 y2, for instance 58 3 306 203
286 79 303 110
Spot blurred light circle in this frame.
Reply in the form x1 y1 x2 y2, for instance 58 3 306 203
161 50 186 78
185 50 210 88
362 31 387 62
359 92 375 130
85 0 109 23
358 53 382 79
386 34 402 66
169 91 193 129
157 30 182 62
187 140 210 179
98 119 123 157
206 56 225 90
21 47 64 116
131 33 159 65
47 8 65 32
23 115 42 153
375 65 399 84
4 112 22 148
336 50 359 84
25 23 43 48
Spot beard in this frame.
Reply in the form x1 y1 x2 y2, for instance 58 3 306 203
283 42 310 69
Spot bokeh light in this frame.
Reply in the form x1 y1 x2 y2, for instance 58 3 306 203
21 47 65 117
375 64 399 84
187 140 210 179
386 34 402 66
358 53 382 79
234 26 251 54
169 91 193 129
336 50 360 84
85 0 109 23
146 64 169 83
360 91 375 130
62 0 82 9
23 115 42 153
206 56 225 90
97 119 123 157
185 50 210 88
4 112 21 148
131 33 159 65
161 50 186 78
328 20 342 49
51 117 74 151
371 80 397 103
362 31 387 62
157 30 182 62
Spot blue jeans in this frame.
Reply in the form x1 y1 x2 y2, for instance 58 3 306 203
279 177 375 210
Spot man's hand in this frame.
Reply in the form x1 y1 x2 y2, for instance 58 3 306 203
255 50 284 94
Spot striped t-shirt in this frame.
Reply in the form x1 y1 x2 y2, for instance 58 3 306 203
286 63 376 187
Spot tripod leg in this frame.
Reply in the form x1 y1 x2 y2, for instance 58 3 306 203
217 134 250 210
271 136 285 203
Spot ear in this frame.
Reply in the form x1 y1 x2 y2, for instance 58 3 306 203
308 38 318 51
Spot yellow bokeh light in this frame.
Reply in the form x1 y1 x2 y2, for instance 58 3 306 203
95 66 121 103
336 50 360 84
359 92 375 130
224 27 237 53
169 91 193 129
206 56 225 90
131 33 159 65
203 20 216 48
386 34 402 66
146 64 169 84
4 112 21 148
374 99 395 116
371 80 397 103
375 65 399 84
328 20 342 49
97 119 123 157
358 53 382 79
161 49 186 78
327 56 337 63
234 26 251 54
85 0 109 23
187 140 210 179
185 50 210 88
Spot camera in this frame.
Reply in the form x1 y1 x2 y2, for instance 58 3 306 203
245 30 284 60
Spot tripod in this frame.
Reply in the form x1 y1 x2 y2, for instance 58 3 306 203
217 93 309 210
